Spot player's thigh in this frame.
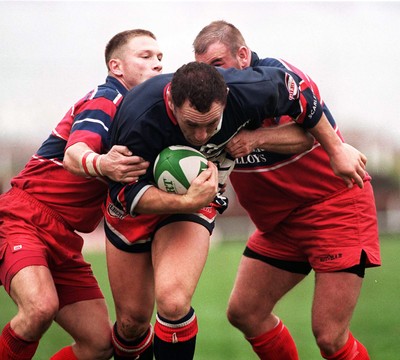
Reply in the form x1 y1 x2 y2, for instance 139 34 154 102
312 272 363 336
229 255 306 316
105 240 154 318
152 221 210 312
10 265 58 315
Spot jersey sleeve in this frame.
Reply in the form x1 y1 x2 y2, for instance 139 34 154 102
223 66 323 129
279 68 323 128
109 179 154 215
108 125 158 216
66 87 123 153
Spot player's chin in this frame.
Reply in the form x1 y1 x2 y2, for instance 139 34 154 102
188 141 205 147
189 138 212 147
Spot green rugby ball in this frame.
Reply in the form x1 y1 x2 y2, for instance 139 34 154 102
153 145 208 194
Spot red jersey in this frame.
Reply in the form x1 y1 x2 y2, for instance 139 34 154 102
11 76 127 233
230 54 372 233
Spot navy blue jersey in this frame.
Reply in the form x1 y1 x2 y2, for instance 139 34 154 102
250 52 336 128
109 65 323 214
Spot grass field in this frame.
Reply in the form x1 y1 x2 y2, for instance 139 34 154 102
1 234 399 359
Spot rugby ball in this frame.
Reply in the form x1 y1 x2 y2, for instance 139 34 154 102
153 145 208 194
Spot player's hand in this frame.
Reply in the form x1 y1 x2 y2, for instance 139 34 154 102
100 145 149 183
330 143 367 189
226 130 257 158
183 161 219 210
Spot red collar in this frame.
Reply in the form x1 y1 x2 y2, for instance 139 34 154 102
163 83 178 125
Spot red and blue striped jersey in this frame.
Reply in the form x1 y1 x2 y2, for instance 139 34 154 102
11 76 127 232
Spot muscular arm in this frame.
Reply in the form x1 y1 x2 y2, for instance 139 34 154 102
307 113 367 188
133 161 219 214
226 122 314 158
64 142 149 183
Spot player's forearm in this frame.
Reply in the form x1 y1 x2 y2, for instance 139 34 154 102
307 113 343 156
256 123 314 154
308 115 367 188
64 142 103 177
226 123 314 159
134 186 205 214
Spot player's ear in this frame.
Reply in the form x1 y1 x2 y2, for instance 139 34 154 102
237 46 250 69
109 58 123 76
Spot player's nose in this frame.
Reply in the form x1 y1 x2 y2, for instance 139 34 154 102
193 128 209 143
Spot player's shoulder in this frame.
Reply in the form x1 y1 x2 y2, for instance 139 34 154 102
92 77 127 102
127 73 172 101
256 57 286 69
73 82 121 108
94 85 121 102
114 75 172 129
120 74 172 113
218 65 285 88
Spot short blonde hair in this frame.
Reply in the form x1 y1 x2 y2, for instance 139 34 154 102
105 29 157 70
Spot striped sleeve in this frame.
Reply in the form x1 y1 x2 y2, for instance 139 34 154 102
66 87 122 153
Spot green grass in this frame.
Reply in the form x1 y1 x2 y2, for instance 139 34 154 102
1 234 399 359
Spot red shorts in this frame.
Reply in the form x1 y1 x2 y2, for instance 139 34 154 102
0 188 103 308
104 194 216 252
247 181 381 272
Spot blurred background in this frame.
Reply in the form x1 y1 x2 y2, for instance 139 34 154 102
1 0 399 238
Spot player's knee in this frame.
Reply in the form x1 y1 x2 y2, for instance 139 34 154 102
20 296 59 337
227 299 248 329
117 314 150 340
313 325 346 354
156 290 191 320
77 336 113 360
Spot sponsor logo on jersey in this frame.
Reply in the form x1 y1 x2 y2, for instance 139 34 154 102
235 148 293 168
308 95 318 120
13 245 23 251
107 203 126 220
285 73 299 100
236 150 268 165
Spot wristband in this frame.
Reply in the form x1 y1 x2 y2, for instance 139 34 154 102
81 150 104 177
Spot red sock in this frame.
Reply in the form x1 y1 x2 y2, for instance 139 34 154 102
153 308 198 359
154 311 198 343
246 319 299 360
50 346 78 360
112 323 154 358
321 332 370 360
0 323 39 360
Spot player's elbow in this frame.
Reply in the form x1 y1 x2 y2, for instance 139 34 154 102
63 154 73 172
63 147 81 176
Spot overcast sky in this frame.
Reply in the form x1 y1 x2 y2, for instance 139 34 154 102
1 1 399 148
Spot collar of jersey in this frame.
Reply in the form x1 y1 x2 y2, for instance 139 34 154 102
106 76 129 97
